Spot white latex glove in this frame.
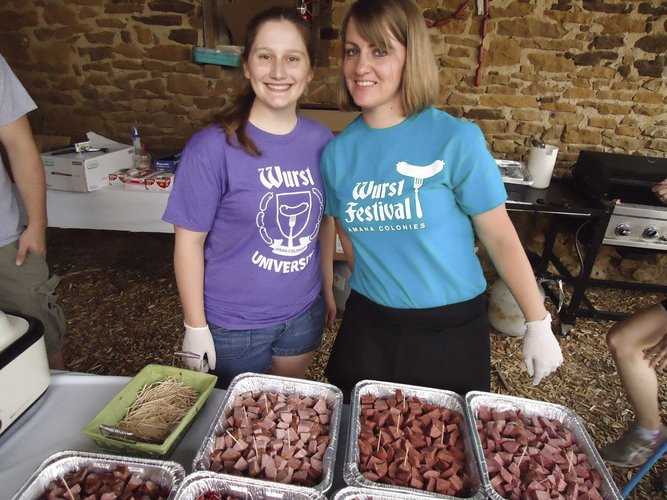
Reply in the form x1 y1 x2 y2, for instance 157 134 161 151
182 322 217 371
522 313 563 385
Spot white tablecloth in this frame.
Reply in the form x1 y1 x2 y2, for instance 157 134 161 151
45 187 173 233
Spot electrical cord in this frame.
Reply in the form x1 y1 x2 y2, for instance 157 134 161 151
574 219 592 278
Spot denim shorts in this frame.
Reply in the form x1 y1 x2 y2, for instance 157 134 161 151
208 294 325 387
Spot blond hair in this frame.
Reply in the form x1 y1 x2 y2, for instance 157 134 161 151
338 0 439 115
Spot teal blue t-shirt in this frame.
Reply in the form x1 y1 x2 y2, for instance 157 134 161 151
321 107 507 308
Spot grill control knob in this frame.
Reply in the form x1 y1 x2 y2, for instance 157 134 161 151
615 224 631 236
643 226 658 239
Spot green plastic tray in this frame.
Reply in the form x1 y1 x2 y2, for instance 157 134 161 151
83 364 217 458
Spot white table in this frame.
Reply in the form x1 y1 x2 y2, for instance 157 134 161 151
45 187 173 233
40 187 349 256
0 371 350 498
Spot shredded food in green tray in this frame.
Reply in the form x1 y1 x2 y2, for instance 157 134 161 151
117 376 200 443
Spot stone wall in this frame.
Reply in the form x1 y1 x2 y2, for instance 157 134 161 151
0 0 665 165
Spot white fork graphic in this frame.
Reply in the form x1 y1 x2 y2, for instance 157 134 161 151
413 177 424 218
396 160 444 219
279 202 308 247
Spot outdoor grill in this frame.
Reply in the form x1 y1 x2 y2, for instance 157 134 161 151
528 151 667 328
572 150 667 251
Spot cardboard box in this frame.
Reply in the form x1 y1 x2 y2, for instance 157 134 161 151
153 152 181 172
42 133 134 192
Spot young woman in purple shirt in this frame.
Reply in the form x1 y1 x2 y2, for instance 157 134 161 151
164 7 335 387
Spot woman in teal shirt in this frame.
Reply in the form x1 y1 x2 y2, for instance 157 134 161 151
321 0 563 396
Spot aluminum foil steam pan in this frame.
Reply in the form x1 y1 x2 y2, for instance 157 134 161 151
174 471 326 499
192 372 343 495
495 159 533 186
464 391 622 500
331 485 445 499
344 380 485 499
12 450 185 500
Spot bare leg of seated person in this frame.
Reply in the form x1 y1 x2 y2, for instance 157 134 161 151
599 303 667 467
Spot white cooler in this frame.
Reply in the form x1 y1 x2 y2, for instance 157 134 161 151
0 310 50 436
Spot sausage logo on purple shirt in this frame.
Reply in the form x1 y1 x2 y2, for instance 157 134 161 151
253 165 323 273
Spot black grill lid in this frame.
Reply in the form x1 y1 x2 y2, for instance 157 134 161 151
572 150 667 204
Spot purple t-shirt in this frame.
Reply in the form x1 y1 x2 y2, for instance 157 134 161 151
163 117 332 329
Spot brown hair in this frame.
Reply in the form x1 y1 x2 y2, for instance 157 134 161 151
215 7 314 156
338 0 439 116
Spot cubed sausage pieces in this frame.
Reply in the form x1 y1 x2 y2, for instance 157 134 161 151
476 406 604 499
208 390 333 487
357 390 471 497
